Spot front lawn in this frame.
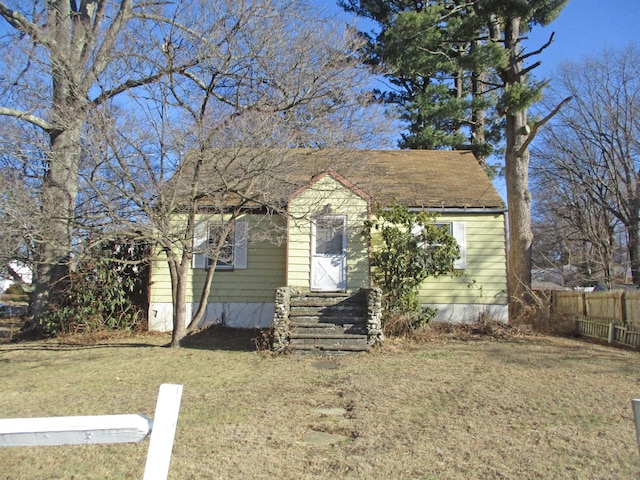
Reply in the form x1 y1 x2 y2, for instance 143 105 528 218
1 329 639 479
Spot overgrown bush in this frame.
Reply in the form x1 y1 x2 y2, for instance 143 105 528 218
363 203 459 334
382 306 439 337
40 242 146 335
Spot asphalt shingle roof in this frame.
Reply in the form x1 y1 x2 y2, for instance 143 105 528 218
174 149 505 211
287 149 505 209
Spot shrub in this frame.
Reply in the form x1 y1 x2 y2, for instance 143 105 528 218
5 283 25 296
382 306 438 337
363 203 459 333
40 242 146 335
3 283 29 303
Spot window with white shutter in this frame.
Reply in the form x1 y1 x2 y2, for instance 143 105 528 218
192 220 248 270
412 221 466 270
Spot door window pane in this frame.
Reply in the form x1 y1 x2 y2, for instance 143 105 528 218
315 217 344 255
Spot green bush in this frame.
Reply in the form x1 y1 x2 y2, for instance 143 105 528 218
362 203 459 333
5 283 25 296
40 244 145 335
3 283 29 303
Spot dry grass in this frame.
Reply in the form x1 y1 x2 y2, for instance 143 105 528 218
1 327 639 479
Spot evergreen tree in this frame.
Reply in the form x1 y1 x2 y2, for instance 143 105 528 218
343 0 570 319
340 0 504 166
478 0 569 318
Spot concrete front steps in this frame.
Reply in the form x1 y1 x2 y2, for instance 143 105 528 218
288 292 370 353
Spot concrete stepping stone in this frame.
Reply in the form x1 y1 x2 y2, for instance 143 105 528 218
303 430 349 447
312 361 339 370
313 407 347 417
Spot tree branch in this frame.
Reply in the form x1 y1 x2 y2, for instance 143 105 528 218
0 107 53 131
518 95 572 156
520 32 555 62
90 60 199 106
0 2 52 49
81 0 133 91
521 60 542 77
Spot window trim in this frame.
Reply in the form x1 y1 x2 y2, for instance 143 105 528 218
192 220 248 270
412 221 466 270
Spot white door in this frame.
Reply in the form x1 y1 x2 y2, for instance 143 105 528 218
311 216 347 291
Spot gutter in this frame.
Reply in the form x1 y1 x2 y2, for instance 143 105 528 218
406 207 507 214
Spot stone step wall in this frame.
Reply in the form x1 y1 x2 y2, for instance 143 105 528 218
273 287 382 353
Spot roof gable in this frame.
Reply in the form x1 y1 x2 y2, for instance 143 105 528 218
289 169 371 205
285 150 504 210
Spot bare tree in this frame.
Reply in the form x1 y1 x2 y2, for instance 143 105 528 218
0 1 226 323
531 173 620 286
0 118 50 288
532 45 640 285
81 1 392 346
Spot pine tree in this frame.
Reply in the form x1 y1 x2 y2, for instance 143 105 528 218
343 0 570 319
340 0 504 166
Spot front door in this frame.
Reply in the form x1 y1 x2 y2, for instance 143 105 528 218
311 216 347 291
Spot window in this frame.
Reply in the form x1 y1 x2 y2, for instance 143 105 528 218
412 221 466 270
433 223 452 236
207 223 234 270
193 220 248 270
314 216 346 255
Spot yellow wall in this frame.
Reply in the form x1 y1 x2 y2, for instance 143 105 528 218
149 214 287 304
417 213 507 306
149 204 506 317
287 174 370 292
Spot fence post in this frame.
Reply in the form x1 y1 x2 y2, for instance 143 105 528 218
0 384 183 478
143 383 183 480
633 399 640 455
608 323 615 344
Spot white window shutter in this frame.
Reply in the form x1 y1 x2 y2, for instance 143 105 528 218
234 221 248 269
193 221 208 269
452 222 466 270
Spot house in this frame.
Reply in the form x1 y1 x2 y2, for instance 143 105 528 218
0 262 32 293
148 149 508 334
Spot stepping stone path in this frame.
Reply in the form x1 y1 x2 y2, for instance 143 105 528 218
304 408 350 446
313 407 347 417
312 360 339 370
304 361 350 446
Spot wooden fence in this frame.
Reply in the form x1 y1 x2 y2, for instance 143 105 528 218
553 290 640 326
574 315 640 349
552 290 640 347
0 383 183 480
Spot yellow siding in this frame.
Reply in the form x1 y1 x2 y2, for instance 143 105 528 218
149 215 286 304
150 203 506 310
418 213 507 305
287 175 369 291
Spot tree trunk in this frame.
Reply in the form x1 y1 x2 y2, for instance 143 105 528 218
505 109 533 319
502 16 533 320
30 124 81 324
171 259 190 347
628 221 640 285
471 40 487 168
29 3 85 325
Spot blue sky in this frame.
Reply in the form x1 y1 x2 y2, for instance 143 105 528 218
525 0 640 82
321 0 639 200
325 0 639 82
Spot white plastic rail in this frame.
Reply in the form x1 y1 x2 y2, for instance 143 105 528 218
0 383 183 479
